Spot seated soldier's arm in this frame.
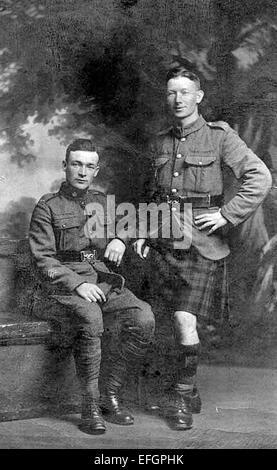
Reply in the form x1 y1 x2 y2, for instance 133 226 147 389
29 198 88 292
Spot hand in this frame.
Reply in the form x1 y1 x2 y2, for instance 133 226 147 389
104 238 126 266
75 283 106 303
133 238 150 260
194 210 228 235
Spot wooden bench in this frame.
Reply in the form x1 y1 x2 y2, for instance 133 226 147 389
0 239 83 421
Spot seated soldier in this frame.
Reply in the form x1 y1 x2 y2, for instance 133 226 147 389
29 138 155 435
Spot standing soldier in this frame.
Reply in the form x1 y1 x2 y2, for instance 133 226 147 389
29 139 155 435
134 67 272 431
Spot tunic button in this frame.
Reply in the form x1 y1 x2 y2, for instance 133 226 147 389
198 161 203 165
62 224 66 228
173 172 179 177
176 154 182 159
171 188 177 194
180 137 186 142
72 191 77 197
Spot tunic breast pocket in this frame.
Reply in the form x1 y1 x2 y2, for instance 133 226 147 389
154 155 171 189
185 151 223 193
53 215 81 251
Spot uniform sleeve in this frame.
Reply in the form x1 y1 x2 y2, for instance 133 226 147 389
29 199 86 292
220 127 272 226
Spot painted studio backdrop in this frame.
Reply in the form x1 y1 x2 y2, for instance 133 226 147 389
0 0 277 361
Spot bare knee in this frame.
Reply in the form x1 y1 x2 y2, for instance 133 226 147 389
174 311 196 330
173 311 198 346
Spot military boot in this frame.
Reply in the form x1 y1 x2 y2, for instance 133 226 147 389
101 391 134 425
164 391 193 431
146 385 201 414
100 361 134 425
79 396 106 435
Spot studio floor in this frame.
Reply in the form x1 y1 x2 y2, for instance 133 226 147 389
0 364 276 449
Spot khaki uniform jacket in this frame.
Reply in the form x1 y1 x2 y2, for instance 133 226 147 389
145 115 272 260
29 182 125 295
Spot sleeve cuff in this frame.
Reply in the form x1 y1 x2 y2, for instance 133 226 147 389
220 206 237 226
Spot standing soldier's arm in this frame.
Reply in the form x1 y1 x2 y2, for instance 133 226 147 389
219 125 272 226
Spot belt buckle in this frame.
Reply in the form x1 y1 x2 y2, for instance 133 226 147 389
166 195 179 205
80 250 97 262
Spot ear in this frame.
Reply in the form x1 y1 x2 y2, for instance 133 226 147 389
62 160 67 172
196 89 204 104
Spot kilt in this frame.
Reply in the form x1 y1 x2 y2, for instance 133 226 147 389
150 245 229 322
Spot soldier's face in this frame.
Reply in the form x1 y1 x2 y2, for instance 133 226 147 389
63 150 99 190
167 77 204 122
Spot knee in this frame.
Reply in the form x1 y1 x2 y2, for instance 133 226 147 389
78 323 104 339
134 302 155 338
74 306 104 338
173 311 197 335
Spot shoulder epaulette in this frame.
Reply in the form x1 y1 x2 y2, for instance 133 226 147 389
39 192 58 203
89 189 106 197
206 120 231 131
157 126 173 136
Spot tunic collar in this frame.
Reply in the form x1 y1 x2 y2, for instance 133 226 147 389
59 181 89 201
172 115 206 139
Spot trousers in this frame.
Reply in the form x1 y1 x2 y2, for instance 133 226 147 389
32 287 155 386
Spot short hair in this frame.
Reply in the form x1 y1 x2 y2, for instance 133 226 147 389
65 139 99 162
166 67 201 90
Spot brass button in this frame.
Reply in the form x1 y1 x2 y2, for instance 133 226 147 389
180 137 186 142
173 172 179 177
198 161 203 165
176 154 182 159
62 224 66 228
72 191 77 197
171 188 177 194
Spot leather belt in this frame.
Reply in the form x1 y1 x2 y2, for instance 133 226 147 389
165 194 223 208
56 249 98 263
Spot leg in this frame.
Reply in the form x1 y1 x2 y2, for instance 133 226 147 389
174 310 201 413
100 288 155 425
51 295 106 435
164 310 201 430
151 248 226 430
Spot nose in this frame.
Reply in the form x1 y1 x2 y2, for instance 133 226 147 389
78 165 87 177
175 91 183 103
